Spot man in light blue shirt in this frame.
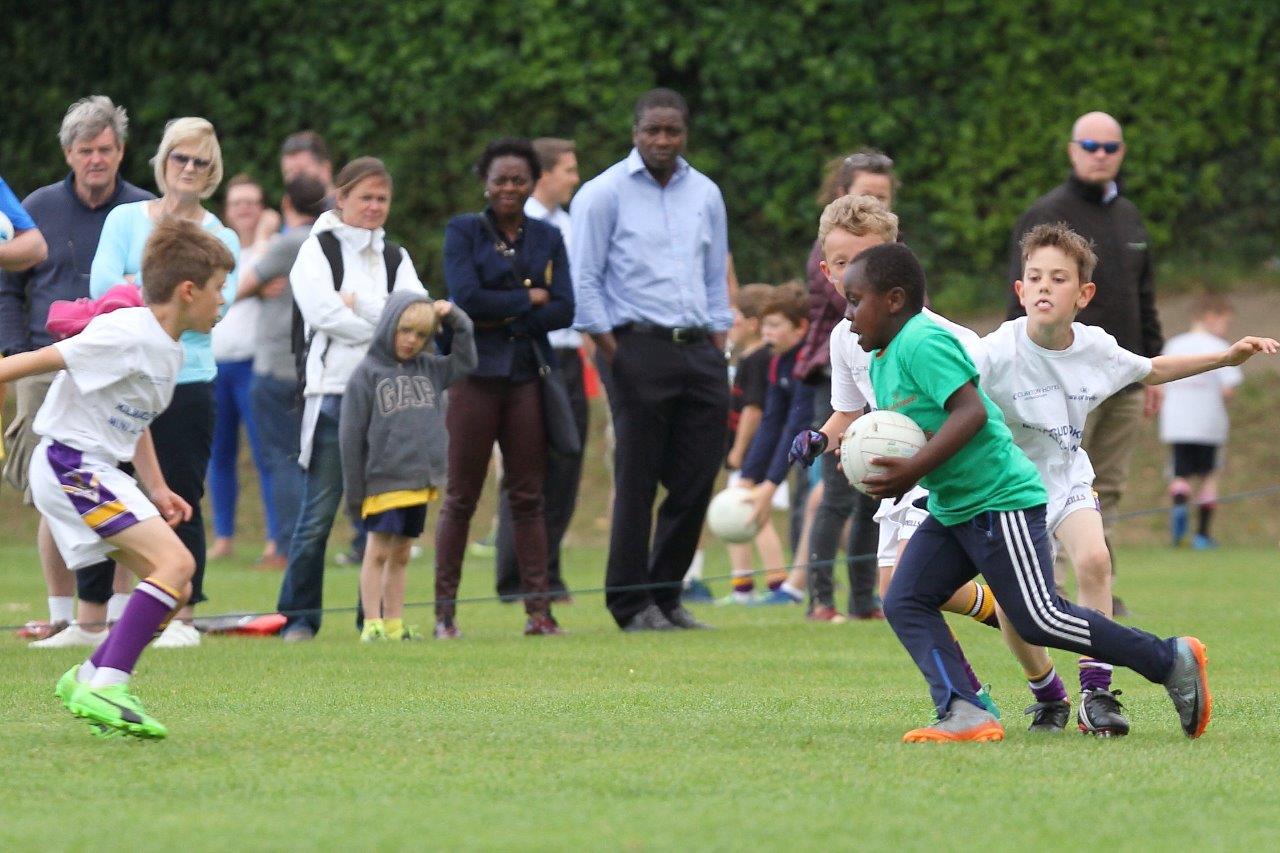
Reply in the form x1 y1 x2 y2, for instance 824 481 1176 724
569 88 731 632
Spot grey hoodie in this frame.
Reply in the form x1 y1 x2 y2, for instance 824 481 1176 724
339 290 477 520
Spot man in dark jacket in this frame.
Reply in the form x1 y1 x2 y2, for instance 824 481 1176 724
1007 111 1163 612
0 95 152 645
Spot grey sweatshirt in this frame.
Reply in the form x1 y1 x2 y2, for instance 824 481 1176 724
339 290 477 520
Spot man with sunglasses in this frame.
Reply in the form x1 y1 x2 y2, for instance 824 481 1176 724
1007 111 1163 625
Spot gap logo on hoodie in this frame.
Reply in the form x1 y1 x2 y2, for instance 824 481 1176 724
377 375 438 413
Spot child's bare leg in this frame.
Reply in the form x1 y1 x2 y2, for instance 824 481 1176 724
75 518 194 689
754 520 787 586
726 540 755 598
1057 509 1121 698
381 535 413 620
360 533 394 621
38 517 75 601
1058 510 1112 616
1195 472 1220 543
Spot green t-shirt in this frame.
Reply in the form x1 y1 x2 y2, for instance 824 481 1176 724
869 313 1046 525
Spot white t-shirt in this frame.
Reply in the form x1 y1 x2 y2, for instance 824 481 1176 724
829 307 979 413
973 317 1151 509
211 242 263 362
1158 331 1241 445
34 307 184 463
526 196 581 351
829 308 978 521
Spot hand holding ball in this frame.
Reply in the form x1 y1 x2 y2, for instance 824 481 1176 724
840 411 927 496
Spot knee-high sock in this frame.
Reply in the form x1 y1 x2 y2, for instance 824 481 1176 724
87 579 180 687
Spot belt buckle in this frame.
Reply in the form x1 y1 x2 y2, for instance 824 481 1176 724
671 327 690 344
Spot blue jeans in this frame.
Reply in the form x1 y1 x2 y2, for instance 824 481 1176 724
276 408 343 633
250 372 304 556
209 359 275 540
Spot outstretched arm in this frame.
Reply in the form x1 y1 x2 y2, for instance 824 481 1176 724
1145 336 1278 385
0 345 65 384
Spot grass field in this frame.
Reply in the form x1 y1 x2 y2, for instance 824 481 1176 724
1 542 1277 850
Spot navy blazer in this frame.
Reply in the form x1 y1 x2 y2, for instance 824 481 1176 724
443 210 574 379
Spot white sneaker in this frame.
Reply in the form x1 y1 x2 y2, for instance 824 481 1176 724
29 623 109 648
153 621 202 648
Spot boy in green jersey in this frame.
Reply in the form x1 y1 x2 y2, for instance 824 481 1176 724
846 242 1210 743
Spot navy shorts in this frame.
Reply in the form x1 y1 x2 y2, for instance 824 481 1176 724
1171 443 1221 478
363 504 428 538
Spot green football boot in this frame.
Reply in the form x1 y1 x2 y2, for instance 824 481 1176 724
67 683 168 739
54 665 81 708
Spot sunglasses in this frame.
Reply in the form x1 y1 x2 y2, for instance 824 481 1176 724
1074 139 1122 155
168 151 212 170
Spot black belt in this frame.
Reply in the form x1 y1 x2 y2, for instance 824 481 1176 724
615 322 710 344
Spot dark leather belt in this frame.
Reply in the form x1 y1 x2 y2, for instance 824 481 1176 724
615 321 710 344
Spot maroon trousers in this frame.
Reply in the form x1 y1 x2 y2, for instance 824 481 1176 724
434 376 549 618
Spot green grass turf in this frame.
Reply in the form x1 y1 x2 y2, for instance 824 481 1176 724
1 543 1277 850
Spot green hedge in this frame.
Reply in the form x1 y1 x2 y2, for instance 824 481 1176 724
5 1 1278 307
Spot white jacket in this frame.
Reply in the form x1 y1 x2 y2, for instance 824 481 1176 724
291 210 425 396
291 210 425 466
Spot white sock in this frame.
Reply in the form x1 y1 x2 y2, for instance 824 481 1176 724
106 593 131 623
780 582 804 601
684 550 705 582
89 667 130 688
48 596 74 624
77 662 96 683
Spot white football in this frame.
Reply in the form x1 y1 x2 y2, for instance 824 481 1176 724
706 487 759 543
0 211 13 243
840 410 927 495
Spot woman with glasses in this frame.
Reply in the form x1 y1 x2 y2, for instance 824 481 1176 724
433 137 574 639
90 117 240 647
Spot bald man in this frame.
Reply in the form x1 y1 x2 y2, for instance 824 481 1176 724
1007 111 1163 621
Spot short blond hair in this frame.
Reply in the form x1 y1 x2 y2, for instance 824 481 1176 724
398 300 438 337
817 194 899 246
1020 222 1097 283
151 117 224 200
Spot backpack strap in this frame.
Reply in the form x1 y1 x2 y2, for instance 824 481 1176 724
316 231 344 290
382 241 401 293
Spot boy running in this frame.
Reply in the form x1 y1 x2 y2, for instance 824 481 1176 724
847 241 1220 743
974 223 1276 735
0 218 234 738
340 292 477 641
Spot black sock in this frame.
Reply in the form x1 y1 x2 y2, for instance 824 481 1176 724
1198 505 1214 537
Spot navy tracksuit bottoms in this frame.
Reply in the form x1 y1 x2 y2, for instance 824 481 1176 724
884 504 1178 715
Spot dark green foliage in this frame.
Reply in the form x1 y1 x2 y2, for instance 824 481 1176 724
4 1 1278 305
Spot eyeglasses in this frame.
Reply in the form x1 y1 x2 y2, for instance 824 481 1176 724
168 151 212 171
1074 139 1122 155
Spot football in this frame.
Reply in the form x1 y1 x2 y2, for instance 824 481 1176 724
840 410 927 495
706 487 759 543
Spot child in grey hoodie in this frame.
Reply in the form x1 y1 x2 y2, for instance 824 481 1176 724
340 290 476 641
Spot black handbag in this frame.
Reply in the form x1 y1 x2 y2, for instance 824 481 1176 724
476 213 582 458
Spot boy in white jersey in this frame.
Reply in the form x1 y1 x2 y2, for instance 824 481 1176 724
0 218 234 738
975 222 1276 735
1159 293 1242 549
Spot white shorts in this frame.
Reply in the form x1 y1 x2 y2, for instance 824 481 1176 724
29 439 157 570
875 488 929 567
1048 480 1100 534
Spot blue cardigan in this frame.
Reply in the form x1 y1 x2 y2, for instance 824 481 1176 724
443 211 573 379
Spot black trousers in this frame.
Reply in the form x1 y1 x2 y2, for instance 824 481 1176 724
148 381 215 604
495 348 587 599
600 332 728 626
